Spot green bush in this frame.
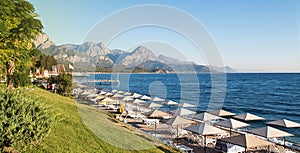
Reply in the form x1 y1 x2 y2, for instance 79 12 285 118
48 73 73 97
0 88 55 152
12 71 31 88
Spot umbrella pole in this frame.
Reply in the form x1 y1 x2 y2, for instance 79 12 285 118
283 137 285 147
204 135 207 153
155 119 157 137
176 125 179 145
136 104 137 117
230 128 232 136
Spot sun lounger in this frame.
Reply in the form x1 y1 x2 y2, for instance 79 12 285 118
176 144 194 153
142 118 159 127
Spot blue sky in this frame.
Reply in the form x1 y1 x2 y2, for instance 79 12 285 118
29 0 300 72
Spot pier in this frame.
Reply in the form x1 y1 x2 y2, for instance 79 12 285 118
74 79 120 85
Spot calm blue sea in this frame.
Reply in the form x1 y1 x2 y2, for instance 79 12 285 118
88 73 300 143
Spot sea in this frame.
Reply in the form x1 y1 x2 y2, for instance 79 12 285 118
82 73 300 144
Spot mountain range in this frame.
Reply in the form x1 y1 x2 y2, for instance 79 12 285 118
34 33 236 73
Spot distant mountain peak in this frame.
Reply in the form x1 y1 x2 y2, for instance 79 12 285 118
34 33 55 49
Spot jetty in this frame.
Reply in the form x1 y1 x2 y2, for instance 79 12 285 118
74 79 120 85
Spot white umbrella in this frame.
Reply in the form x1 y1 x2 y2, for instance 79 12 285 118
86 93 98 98
166 116 196 144
170 108 196 116
209 109 235 117
111 89 118 93
133 99 145 116
151 97 165 103
100 97 116 105
266 119 300 128
122 96 134 107
117 90 124 94
99 91 107 95
105 92 113 96
186 123 226 147
233 113 265 121
216 119 250 136
146 102 163 109
166 100 179 105
166 100 179 112
113 94 124 98
193 112 222 122
141 95 151 100
124 92 132 96
133 93 142 98
252 125 296 147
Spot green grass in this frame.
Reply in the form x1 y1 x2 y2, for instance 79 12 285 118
24 88 178 153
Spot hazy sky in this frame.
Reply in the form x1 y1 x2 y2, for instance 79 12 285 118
29 0 300 72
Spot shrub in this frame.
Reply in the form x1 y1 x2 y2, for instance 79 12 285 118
0 88 54 152
48 73 73 97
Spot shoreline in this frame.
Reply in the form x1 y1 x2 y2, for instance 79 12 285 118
74 86 300 153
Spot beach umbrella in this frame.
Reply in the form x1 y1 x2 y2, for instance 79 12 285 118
141 95 151 100
220 134 273 152
215 119 250 136
132 93 142 98
99 91 107 95
117 90 124 94
111 89 118 93
133 99 145 116
178 103 196 108
170 108 196 116
185 123 226 148
105 92 113 96
122 96 134 108
124 92 132 96
193 112 222 122
233 113 265 121
100 97 116 105
209 109 235 117
266 119 300 128
113 94 124 98
113 94 124 105
166 116 196 144
81 91 92 95
166 100 179 105
86 93 98 98
166 100 179 112
143 110 171 137
151 97 165 103
146 102 163 109
143 110 171 118
249 126 294 147
95 95 105 100
92 95 105 104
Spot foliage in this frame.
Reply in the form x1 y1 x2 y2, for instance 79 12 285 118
0 0 43 87
12 70 30 87
48 73 72 97
35 54 57 71
0 87 55 152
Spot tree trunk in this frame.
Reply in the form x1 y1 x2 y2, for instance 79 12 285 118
6 61 15 90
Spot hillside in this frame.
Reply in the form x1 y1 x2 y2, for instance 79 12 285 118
25 88 177 153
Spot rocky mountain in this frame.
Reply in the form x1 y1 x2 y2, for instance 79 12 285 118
157 55 189 65
117 46 157 67
34 33 236 73
34 33 55 49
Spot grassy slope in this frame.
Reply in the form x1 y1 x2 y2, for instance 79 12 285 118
25 88 177 153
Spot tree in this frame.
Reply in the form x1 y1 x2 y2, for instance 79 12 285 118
0 0 43 89
48 73 73 97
